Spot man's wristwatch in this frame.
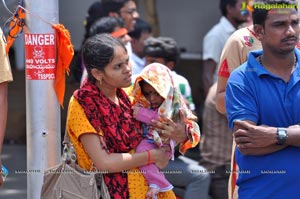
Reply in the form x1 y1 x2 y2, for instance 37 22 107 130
276 128 288 145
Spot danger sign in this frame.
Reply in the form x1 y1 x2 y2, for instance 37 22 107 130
25 33 56 80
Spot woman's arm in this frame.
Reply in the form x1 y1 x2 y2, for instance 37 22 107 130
80 133 170 173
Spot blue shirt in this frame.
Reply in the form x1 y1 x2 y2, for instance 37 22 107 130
226 49 300 199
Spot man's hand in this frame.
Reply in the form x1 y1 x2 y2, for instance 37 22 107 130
233 120 277 149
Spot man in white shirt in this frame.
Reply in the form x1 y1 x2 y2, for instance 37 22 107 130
128 18 152 75
202 0 248 97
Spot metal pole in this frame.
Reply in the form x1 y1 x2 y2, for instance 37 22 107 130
24 0 60 198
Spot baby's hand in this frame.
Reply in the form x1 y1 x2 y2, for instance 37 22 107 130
132 106 140 118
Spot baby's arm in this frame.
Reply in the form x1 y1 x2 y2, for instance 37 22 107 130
133 107 159 124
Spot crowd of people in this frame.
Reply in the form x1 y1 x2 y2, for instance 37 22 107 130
2 0 300 199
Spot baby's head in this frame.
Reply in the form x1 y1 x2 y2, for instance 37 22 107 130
139 80 164 109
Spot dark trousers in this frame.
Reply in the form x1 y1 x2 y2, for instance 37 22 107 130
209 165 230 199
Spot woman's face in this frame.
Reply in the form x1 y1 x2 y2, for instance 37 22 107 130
101 45 132 88
141 82 164 109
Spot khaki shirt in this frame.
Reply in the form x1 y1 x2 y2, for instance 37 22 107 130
0 28 13 83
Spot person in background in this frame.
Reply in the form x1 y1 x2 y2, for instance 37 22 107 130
80 0 140 83
144 36 196 112
200 1 248 198
226 1 300 198
101 0 139 57
202 0 248 98
212 25 261 199
215 25 261 114
89 16 131 44
128 18 152 75
143 37 211 199
201 20 262 199
70 1 105 82
83 1 105 45
102 0 139 32
0 27 13 187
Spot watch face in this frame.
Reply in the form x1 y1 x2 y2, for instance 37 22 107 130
278 130 286 137
277 128 287 145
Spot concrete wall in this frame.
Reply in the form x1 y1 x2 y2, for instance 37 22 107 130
58 0 221 53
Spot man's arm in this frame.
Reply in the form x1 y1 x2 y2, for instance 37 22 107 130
0 82 8 186
232 120 300 155
215 76 228 114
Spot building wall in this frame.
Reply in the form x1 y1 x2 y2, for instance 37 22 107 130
58 0 221 53
1 0 222 141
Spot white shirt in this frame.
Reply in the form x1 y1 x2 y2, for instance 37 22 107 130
130 52 145 75
171 71 195 111
202 16 236 82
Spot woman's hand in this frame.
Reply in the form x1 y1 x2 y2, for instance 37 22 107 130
151 147 170 169
151 110 187 143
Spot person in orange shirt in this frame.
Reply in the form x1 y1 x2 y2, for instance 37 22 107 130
0 27 13 187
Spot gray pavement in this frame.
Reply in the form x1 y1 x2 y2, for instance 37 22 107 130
0 144 27 199
0 144 201 199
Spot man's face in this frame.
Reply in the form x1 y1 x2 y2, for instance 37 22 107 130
258 8 299 54
132 31 152 57
119 0 139 31
145 56 167 66
229 0 249 25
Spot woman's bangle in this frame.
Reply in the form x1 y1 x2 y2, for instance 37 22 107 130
185 124 192 142
185 124 190 137
146 150 152 165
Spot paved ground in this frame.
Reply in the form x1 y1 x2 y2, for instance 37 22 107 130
0 144 201 199
1 144 27 199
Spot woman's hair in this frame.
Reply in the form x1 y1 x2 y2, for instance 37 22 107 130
89 16 125 37
83 1 105 42
81 33 126 82
252 0 297 26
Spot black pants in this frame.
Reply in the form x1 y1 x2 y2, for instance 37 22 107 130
209 165 230 199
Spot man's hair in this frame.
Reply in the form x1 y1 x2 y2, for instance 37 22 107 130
252 0 297 26
144 37 180 65
128 18 152 40
219 0 238 16
102 0 129 15
89 17 125 37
